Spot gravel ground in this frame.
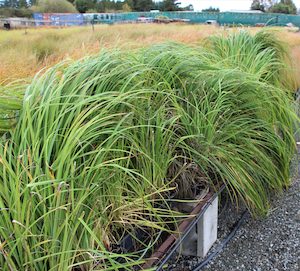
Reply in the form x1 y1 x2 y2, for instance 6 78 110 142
168 146 300 271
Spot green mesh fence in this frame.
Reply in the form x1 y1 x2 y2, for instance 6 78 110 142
87 12 300 27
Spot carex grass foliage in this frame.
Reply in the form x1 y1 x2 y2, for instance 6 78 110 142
206 30 297 91
0 30 298 270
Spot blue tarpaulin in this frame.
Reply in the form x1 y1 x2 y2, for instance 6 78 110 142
33 13 84 26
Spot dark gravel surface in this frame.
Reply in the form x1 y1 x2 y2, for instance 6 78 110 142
168 146 300 271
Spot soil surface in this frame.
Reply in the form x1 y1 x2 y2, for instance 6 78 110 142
168 146 300 271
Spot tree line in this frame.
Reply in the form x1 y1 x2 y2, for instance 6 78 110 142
201 1 298 15
251 0 297 14
0 0 193 15
0 0 298 17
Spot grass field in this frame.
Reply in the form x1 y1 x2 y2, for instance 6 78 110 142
1 24 300 88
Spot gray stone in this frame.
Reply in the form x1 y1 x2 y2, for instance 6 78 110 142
295 210 300 222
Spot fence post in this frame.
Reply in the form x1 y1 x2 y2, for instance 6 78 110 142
91 19 95 32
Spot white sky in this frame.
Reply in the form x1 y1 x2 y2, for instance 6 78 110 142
179 0 300 11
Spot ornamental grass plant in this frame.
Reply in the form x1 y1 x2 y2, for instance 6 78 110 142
0 30 298 270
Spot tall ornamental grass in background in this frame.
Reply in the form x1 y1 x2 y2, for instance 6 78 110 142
0 30 298 270
206 30 297 90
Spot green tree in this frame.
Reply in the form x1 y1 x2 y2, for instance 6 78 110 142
0 7 33 17
269 0 297 14
251 0 266 11
75 0 96 13
132 0 154 11
202 6 220 12
18 0 27 8
95 0 120 12
250 0 277 11
115 0 123 10
282 0 297 13
33 0 77 13
95 0 105 12
122 2 132 11
126 0 133 9
161 0 180 11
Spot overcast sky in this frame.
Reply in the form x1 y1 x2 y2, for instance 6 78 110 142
179 0 300 11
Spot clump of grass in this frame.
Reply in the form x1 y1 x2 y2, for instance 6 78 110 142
140 41 297 212
0 52 185 270
206 29 297 91
32 36 60 62
0 30 298 270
